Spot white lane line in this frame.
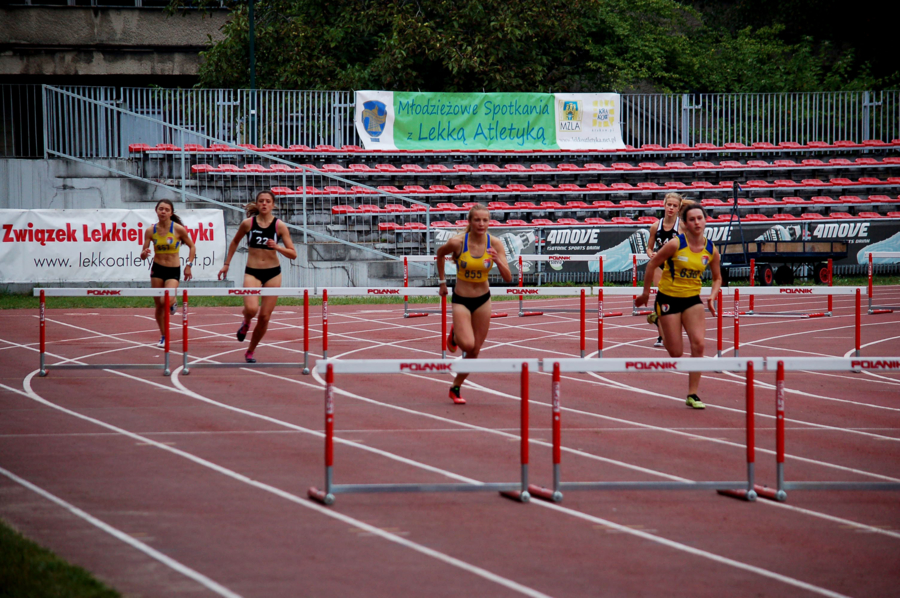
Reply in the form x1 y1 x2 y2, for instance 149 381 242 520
14 377 552 598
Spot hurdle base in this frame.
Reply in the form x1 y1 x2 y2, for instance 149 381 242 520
716 488 758 502
308 487 335 506
633 310 653 316
521 311 544 317
603 311 624 317
869 309 894 315
527 484 563 503
405 312 429 318
751 485 787 502
499 490 531 503
491 312 509 318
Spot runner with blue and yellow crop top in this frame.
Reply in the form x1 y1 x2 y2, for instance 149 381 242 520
141 199 196 348
635 201 722 409
437 204 512 404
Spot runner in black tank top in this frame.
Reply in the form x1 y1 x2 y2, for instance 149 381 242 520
647 193 685 347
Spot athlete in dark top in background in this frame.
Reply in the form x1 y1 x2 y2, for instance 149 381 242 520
218 191 297 363
646 193 684 347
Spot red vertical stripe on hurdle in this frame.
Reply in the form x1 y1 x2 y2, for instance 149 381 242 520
776 361 785 464
580 289 586 355
552 362 561 465
303 290 309 354
597 257 604 355
164 290 170 353
734 288 740 354
325 363 334 467
521 363 529 466
182 289 188 353
39 290 45 355
717 288 723 355
441 293 447 353
855 288 861 355
631 254 637 305
749 258 755 312
323 289 328 354
868 252 873 306
403 256 409 303
827 258 833 313
746 361 755 465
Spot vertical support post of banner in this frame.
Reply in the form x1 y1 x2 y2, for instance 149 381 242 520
518 255 524 317
441 293 447 360
734 289 740 358
631 254 638 315
502 364 531 503
403 256 409 318
580 289 586 358
302 290 310 375
163 290 171 376
745 361 757 501
322 289 328 360
775 361 787 501
867 252 874 314
182 290 189 375
855 288 861 358
308 363 336 505
717 288 723 358
748 258 755 314
39 290 46 377
827 259 833 315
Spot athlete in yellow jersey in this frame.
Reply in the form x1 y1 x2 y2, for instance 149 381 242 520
140 199 196 348
636 202 722 409
437 204 512 404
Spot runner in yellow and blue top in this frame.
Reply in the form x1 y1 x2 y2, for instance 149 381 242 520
140 199 196 348
437 204 512 404
636 201 722 409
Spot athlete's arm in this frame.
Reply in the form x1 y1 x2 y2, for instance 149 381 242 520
218 219 252 281
487 235 512 283
436 236 462 297
635 238 678 307
647 220 659 259
707 247 723 315
270 220 298 260
174 224 197 281
140 227 153 261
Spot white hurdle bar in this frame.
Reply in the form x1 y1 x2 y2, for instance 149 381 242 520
745 258 836 317
867 252 900 314
308 359 540 506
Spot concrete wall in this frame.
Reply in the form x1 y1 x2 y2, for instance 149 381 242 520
0 7 229 77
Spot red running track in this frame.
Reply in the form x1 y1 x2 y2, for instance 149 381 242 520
1 288 899 597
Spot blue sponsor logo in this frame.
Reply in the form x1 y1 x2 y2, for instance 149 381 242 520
361 100 388 138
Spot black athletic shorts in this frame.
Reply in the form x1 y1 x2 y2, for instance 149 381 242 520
245 265 282 285
150 263 181 282
452 291 491 314
654 291 703 317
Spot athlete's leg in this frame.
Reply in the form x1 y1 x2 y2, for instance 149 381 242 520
652 269 665 345
151 277 165 336
247 274 282 354
680 303 707 396
658 312 684 358
237 273 261 342
449 299 491 389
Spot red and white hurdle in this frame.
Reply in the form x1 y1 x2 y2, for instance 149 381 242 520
744 258 835 318
308 358 540 506
867 251 900 314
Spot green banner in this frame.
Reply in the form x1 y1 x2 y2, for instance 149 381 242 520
392 92 558 151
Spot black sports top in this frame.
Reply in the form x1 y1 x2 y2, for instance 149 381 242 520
654 216 680 251
248 216 278 250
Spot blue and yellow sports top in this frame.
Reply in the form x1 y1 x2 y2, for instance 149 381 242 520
658 234 714 298
152 222 181 255
456 233 493 282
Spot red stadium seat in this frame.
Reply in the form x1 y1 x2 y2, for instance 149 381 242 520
261 144 287 152
426 164 452 173
584 217 608 224
801 159 826 167
773 214 798 220
611 217 637 224
858 212 883 219
701 198 729 207
191 164 214 174
480 184 504 193
773 159 799 167
667 143 691 150
461 202 480 209
753 197 778 205
436 203 464 212
332 205 355 215
128 143 151 152
586 183 609 191
557 163 582 171
663 181 688 189
401 185 427 194
610 183 634 190
270 186 293 195
839 196 866 204
556 218 581 225
752 142 777 149
801 213 826 220
619 200 642 207
531 219 554 226
887 212 900 218
855 158 880 165
693 161 720 170
801 179 829 187
154 144 181 151
665 162 690 170
591 200 615 208
454 220 470 227
376 185 402 194
374 164 401 173
403 222 428 230
530 163 554 172
810 196 836 204
806 141 831 148
320 164 348 173
430 221 454 228
565 201 591 209
558 184 583 191
488 201 512 210
505 219 529 227
744 180 772 188
637 216 658 224
863 139 889 147
719 160 743 169
646 199 665 207
612 162 639 171
639 162 665 170
641 144 666 151
288 144 312 151
478 164 503 172
867 195 891 203
357 204 383 213
774 180 798 187
506 184 529 193
781 197 808 205
828 212 855 219
514 201 539 210
351 186 378 195
504 164 528 172
452 164 477 173
694 143 718 150
858 177 884 185
746 160 770 168
323 186 346 195
533 184 556 192
690 181 716 189
489 220 502 226
583 163 610 171
637 182 663 190
401 164 427 173
777 141 803 149
454 184 480 194
833 140 859 147
724 142 749 150
378 222 401 231
242 165 269 173
428 185 456 194
742 214 769 221
540 201 564 210
269 164 294 173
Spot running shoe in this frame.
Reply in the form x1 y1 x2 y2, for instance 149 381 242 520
245 351 256 364
236 321 250 342
156 336 166 348
686 394 706 409
446 325 457 353
449 385 466 405
170 300 177 316
654 337 664 348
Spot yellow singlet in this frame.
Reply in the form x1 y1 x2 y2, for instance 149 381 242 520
456 233 493 282
152 222 181 255
657 234 714 298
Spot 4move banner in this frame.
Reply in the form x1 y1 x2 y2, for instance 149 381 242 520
356 91 625 151
1 209 225 283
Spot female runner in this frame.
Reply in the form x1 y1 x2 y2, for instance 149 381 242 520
140 199 196 348
635 202 722 409
218 191 297 363
437 204 512 404
646 193 684 347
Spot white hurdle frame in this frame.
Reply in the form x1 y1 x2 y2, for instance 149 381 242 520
308 358 540 506
867 252 900 314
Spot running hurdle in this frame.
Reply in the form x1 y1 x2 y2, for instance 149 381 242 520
35 287 314 377
308 358 540 506
745 258 835 318
867 251 900 314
